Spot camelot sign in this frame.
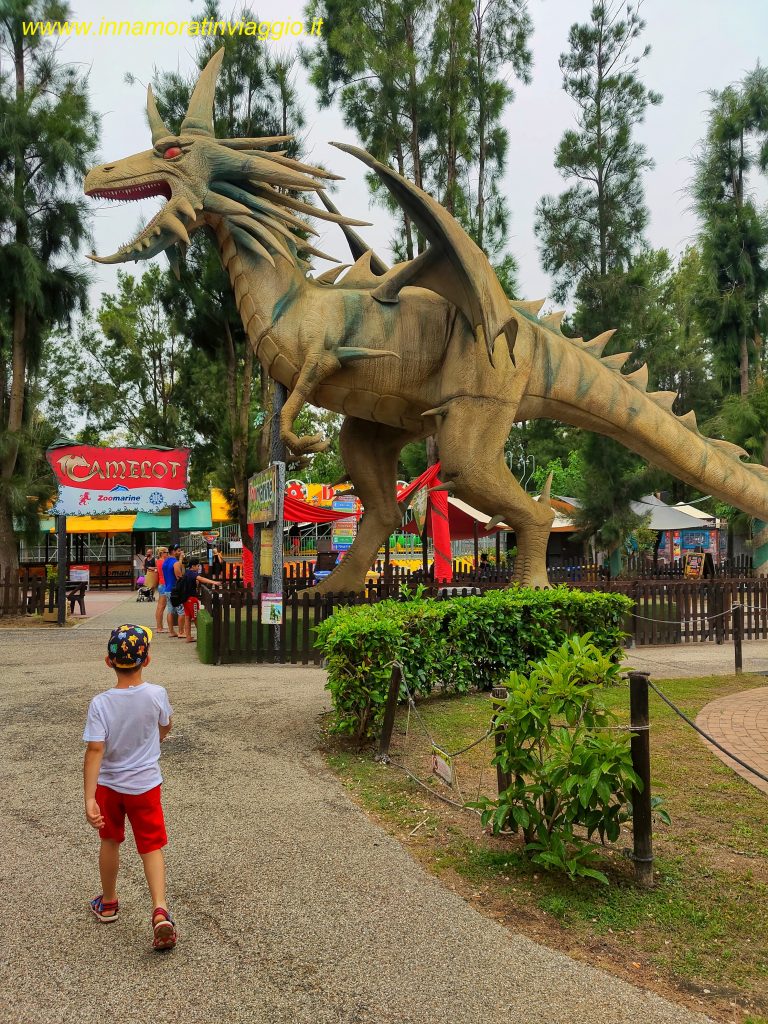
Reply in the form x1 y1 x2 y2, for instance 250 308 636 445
47 442 190 516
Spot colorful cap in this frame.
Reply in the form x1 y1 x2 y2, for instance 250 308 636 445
107 624 153 669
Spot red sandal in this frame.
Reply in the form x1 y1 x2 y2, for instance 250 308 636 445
90 894 119 922
152 907 177 950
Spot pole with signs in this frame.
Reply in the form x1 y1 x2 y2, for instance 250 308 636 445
170 505 180 547
57 514 67 626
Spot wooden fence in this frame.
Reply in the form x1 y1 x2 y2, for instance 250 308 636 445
198 576 768 664
0 567 48 618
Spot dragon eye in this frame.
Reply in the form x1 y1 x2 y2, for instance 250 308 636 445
163 147 182 160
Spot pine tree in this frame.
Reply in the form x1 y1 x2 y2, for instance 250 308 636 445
535 0 662 560
692 66 768 398
0 0 99 568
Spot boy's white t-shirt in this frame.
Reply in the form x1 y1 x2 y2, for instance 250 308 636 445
83 682 173 794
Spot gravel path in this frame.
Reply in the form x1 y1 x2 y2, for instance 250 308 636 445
1 597 714 1024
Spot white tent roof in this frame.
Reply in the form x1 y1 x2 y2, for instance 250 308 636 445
673 502 717 526
630 495 708 531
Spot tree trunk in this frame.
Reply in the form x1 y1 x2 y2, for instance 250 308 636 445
739 335 750 396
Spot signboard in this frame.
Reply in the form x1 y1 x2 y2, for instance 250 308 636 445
46 443 190 516
260 592 283 624
248 466 279 524
260 526 274 575
70 565 90 584
202 531 219 544
431 746 454 786
683 552 704 579
331 496 359 552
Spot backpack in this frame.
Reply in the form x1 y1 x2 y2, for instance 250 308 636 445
170 572 191 607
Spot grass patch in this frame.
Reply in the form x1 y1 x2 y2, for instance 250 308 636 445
323 674 768 1021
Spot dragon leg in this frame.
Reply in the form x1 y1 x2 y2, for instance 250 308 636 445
312 417 418 594
279 349 340 455
436 396 554 588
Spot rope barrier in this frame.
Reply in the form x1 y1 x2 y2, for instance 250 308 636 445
647 679 768 786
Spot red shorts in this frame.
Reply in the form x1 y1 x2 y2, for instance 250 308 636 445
95 783 167 854
184 596 200 620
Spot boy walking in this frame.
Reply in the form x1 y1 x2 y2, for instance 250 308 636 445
83 624 177 950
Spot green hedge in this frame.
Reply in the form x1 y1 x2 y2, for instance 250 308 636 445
315 587 633 740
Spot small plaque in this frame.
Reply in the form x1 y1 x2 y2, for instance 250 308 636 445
431 746 453 786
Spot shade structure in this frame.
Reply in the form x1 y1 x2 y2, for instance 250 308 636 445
62 514 137 533
629 495 707 531
132 501 212 531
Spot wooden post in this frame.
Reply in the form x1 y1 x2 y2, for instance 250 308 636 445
473 519 480 570
384 535 391 577
732 601 743 674
629 671 654 888
495 530 501 574
56 515 67 626
491 686 511 796
377 664 402 761
421 521 429 578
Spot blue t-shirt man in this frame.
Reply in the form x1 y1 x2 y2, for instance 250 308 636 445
162 555 178 590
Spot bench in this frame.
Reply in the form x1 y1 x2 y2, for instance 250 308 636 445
66 582 88 615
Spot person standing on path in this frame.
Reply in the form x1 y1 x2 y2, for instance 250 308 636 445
177 556 219 642
83 623 177 950
154 547 169 632
164 546 186 637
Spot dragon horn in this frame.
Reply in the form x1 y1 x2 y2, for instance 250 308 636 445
147 85 171 145
181 48 225 137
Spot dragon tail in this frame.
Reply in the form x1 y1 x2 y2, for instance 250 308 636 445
517 322 768 521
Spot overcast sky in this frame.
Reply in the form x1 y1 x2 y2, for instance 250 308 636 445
53 0 768 312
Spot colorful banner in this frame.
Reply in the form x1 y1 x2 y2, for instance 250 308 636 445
47 443 190 516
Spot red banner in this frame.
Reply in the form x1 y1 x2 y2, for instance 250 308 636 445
48 444 189 491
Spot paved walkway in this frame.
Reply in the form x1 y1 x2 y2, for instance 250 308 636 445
1 595 713 1024
697 688 768 795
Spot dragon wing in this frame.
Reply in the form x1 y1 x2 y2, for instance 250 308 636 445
329 142 516 363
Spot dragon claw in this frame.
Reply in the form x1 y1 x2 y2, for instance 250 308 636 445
285 433 330 456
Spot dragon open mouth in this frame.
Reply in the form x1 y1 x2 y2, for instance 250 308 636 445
87 181 173 202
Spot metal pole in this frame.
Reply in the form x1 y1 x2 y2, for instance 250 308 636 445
271 461 285 652
732 602 743 673
491 686 511 796
56 515 67 626
170 506 180 548
377 664 402 761
628 670 654 888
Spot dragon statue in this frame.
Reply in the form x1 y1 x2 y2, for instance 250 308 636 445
85 50 768 591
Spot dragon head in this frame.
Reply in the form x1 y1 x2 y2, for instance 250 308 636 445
85 49 357 273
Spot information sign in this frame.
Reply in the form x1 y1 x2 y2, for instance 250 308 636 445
260 592 283 625
260 526 274 576
431 746 453 786
683 552 704 579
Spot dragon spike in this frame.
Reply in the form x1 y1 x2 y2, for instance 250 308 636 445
427 482 455 495
623 364 649 391
254 149 343 181
541 310 565 330
218 135 295 149
583 329 616 357
253 185 372 227
484 514 507 532
210 181 318 234
229 225 275 267
147 85 171 145
678 410 700 433
539 471 554 507
337 348 400 363
297 242 341 263
165 244 182 281
710 439 748 459
422 405 449 419
180 47 224 137
601 351 631 370
513 299 546 316
204 190 253 218
314 265 350 284
648 391 677 412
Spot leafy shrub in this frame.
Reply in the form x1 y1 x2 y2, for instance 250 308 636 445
475 635 639 884
315 587 632 740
